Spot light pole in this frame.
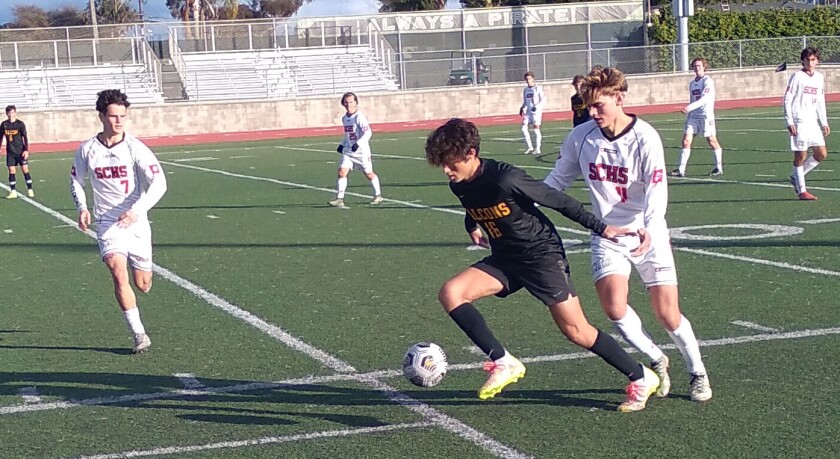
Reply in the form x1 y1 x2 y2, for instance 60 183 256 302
89 0 99 40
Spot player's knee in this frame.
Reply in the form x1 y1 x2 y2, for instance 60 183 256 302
136 278 152 293
814 150 828 161
437 282 463 310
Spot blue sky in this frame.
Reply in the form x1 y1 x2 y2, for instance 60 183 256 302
1 0 461 25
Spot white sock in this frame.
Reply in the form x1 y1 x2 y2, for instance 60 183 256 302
336 177 348 199
495 350 518 365
713 148 723 170
534 128 542 151
667 315 706 375
123 307 146 335
803 156 820 175
370 175 381 196
678 148 691 172
793 165 806 193
521 125 532 149
612 305 664 361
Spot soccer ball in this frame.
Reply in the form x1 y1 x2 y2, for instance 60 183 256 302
402 342 448 387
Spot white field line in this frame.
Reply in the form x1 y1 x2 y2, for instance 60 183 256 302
674 247 840 277
18 387 42 404
173 373 204 390
670 175 840 193
69 422 435 459
5 187 529 459
5 326 840 418
797 217 840 224
731 321 780 332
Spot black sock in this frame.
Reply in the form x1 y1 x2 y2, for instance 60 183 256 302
8 173 15 191
588 329 644 381
449 303 506 361
23 172 32 190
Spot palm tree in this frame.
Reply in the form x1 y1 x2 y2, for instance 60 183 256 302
379 0 448 12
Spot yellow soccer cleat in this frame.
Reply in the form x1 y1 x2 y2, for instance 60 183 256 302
618 366 660 412
478 357 526 400
6 190 18 199
27 189 34 198
650 354 671 398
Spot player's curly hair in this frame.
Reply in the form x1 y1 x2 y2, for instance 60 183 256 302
425 118 481 167
800 47 820 62
95 89 131 115
580 66 628 106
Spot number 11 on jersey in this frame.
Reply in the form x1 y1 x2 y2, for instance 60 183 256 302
616 186 628 202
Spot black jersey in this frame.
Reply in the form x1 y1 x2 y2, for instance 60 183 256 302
1 120 28 154
450 158 606 260
571 94 590 127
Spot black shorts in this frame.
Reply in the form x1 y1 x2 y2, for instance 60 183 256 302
6 152 27 167
472 252 577 306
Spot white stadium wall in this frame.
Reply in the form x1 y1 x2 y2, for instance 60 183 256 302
24 66 839 145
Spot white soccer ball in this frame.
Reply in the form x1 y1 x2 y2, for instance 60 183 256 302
402 342 448 387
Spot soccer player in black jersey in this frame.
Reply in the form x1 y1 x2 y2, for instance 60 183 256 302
571 75 590 127
0 105 34 199
425 118 660 412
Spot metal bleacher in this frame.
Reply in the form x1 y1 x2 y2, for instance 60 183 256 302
180 50 295 101
0 65 163 109
178 46 398 102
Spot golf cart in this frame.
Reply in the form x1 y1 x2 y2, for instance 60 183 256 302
447 49 491 86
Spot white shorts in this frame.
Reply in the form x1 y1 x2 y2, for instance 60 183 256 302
790 122 825 151
523 111 543 126
338 152 373 174
590 232 678 287
684 117 716 137
96 219 153 272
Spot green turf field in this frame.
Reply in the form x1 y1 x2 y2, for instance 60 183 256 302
1 105 838 458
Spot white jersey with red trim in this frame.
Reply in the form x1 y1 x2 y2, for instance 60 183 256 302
544 117 669 233
685 75 715 119
340 111 372 155
521 84 546 113
70 133 167 223
784 69 827 126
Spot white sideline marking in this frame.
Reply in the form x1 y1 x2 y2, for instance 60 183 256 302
11 184 530 459
3 229 12 234
272 210 286 214
18 387 41 404
5 326 840 417
755 174 776 177
673 175 840 193
797 217 840 224
173 373 204 390
731 321 779 332
70 422 435 459
206 215 219 219
228 155 254 159
173 157 217 162
674 247 840 277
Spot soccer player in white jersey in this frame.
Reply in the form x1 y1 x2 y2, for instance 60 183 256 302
784 47 830 201
545 67 712 402
328 92 383 208
671 57 724 177
70 89 167 354
519 71 546 155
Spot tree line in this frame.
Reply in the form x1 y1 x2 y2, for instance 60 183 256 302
2 0 581 29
